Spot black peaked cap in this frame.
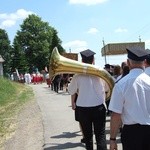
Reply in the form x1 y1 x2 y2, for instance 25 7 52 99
80 49 96 58
126 46 148 61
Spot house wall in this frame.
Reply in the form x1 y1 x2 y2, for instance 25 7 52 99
0 63 3 76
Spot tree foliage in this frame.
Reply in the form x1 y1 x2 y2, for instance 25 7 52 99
12 14 65 73
0 29 12 75
12 39 28 73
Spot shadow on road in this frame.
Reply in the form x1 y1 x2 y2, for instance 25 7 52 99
51 131 81 139
44 142 85 150
43 130 85 149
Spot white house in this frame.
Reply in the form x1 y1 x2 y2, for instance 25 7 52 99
0 55 4 76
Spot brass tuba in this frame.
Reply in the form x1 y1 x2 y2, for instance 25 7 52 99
49 47 115 100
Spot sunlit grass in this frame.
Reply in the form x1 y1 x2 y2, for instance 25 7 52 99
0 77 34 146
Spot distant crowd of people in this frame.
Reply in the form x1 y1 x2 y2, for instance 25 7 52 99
103 62 129 82
46 73 73 93
10 69 46 85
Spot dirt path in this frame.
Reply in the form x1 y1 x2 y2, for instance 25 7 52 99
3 99 44 150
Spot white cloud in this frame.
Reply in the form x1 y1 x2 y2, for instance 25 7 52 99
69 0 108 6
63 40 88 53
63 40 87 47
0 9 34 28
115 27 128 33
87 27 99 34
1 20 16 28
16 9 33 19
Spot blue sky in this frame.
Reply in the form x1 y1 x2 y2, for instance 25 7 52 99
1 0 150 68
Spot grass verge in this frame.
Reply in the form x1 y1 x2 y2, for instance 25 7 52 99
0 77 34 146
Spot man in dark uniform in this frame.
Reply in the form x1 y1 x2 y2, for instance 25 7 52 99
68 49 108 150
53 74 60 93
109 47 150 150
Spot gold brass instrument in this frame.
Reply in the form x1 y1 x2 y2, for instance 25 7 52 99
49 47 115 100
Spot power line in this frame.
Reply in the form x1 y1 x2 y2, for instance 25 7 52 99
124 22 150 42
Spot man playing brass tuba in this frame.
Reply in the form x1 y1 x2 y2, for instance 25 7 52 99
68 49 108 150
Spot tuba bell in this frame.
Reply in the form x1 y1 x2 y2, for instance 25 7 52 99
49 47 115 100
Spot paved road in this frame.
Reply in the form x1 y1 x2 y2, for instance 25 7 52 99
31 83 122 150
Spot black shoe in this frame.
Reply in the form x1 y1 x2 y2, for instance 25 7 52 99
81 138 86 143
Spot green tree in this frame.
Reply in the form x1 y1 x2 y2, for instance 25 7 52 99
50 28 64 55
13 14 65 73
0 29 12 76
11 38 28 73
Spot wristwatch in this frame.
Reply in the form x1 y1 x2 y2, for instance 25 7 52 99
110 137 116 141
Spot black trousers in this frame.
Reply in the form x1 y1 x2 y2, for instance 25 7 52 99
53 82 59 93
77 104 107 150
121 124 150 150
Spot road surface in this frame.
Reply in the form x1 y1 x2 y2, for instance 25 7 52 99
31 83 122 150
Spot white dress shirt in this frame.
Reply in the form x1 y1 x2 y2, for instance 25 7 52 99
68 74 107 107
109 68 150 125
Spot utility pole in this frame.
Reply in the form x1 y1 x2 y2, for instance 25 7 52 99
139 35 141 42
69 48 71 53
102 38 107 64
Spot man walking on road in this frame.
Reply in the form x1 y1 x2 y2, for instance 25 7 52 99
68 49 108 150
109 47 150 150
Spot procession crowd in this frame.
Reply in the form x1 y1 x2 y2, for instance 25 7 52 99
8 46 150 150
10 71 45 84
